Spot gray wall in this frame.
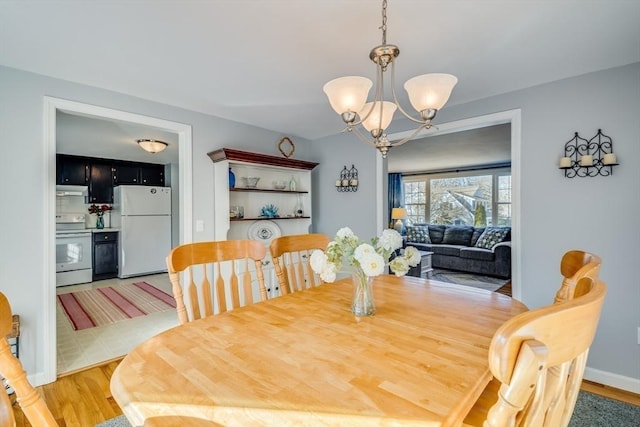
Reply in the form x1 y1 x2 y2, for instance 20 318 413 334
0 65 315 380
310 62 640 386
1 61 638 389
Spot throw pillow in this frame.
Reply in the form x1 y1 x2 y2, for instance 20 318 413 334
442 226 474 246
475 227 510 249
406 225 431 244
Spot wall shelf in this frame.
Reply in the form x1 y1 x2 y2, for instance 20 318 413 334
230 188 309 194
231 216 311 222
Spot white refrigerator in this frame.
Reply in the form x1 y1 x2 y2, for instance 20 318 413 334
112 185 172 278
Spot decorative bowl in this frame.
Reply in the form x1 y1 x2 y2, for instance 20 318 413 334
242 177 260 188
273 180 287 190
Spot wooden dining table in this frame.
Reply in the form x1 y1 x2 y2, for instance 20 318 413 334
110 275 527 427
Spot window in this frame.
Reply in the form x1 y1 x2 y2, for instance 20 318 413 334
404 181 426 225
403 168 511 226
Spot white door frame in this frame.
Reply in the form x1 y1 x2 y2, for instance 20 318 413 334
42 97 193 384
378 109 522 299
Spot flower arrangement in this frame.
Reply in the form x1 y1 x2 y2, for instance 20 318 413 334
310 227 420 281
88 204 112 216
309 227 420 316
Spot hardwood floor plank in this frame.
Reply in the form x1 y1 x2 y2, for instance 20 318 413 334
11 353 639 426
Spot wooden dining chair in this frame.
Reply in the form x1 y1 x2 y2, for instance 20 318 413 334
463 276 606 427
0 292 58 426
269 233 331 295
554 250 602 304
166 240 268 325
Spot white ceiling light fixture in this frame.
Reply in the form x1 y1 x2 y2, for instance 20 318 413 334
137 139 168 154
323 0 458 159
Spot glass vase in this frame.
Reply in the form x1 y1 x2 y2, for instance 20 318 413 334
96 214 104 229
351 271 375 316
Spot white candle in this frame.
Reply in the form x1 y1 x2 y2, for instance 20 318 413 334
342 179 349 187
335 180 341 187
603 153 617 165
559 157 572 168
580 155 593 166
350 179 358 186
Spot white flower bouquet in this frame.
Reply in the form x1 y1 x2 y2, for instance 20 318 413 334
309 227 421 282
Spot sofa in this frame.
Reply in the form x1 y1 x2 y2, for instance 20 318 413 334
404 224 511 279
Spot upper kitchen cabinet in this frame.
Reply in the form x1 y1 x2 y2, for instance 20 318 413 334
113 161 164 186
89 160 114 203
113 163 140 185
56 154 89 185
140 164 165 186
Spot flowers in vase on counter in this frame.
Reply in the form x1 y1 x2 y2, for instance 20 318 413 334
88 204 112 216
309 227 420 282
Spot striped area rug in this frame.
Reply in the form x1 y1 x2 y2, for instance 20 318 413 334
57 282 176 331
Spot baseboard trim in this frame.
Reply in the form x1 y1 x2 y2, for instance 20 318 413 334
584 367 640 394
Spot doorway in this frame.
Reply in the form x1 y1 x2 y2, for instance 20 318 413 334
378 109 522 299
44 97 193 383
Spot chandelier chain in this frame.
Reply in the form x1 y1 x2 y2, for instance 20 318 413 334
381 0 388 45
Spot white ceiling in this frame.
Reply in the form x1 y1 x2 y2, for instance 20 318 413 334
2 1 639 153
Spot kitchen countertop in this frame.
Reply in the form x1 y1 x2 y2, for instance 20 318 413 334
90 228 119 233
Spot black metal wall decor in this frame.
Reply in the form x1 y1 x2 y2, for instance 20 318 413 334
559 129 618 178
336 165 359 192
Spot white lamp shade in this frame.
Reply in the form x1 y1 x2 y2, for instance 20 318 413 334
323 76 373 115
359 101 397 132
404 73 458 112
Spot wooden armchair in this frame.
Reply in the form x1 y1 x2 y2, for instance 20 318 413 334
269 233 331 295
463 277 607 426
554 250 602 303
166 240 267 325
0 292 58 426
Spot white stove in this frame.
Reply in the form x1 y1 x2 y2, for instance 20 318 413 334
56 213 92 287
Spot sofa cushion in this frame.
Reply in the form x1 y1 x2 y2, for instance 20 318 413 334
426 224 446 244
442 226 474 246
429 245 463 257
470 227 485 246
475 227 510 249
406 225 431 244
460 247 495 262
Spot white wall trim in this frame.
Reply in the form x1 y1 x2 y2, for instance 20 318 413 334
385 109 523 299
584 367 640 394
41 96 193 385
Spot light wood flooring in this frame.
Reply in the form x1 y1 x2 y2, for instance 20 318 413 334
10 358 640 427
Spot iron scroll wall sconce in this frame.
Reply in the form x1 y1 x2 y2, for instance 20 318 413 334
559 129 619 178
336 165 359 192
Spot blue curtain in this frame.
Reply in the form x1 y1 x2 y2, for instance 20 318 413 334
388 173 404 228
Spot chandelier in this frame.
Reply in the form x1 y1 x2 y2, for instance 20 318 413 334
323 0 457 158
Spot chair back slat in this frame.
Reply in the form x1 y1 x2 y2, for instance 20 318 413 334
0 292 58 426
483 278 606 427
214 263 227 313
269 234 331 295
166 240 267 324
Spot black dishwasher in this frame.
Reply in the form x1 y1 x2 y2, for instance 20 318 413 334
93 231 118 280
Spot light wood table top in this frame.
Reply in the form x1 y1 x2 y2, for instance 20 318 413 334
111 275 527 427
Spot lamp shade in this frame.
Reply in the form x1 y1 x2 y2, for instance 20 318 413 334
359 101 397 132
323 76 372 115
137 139 168 154
391 207 407 220
404 73 458 112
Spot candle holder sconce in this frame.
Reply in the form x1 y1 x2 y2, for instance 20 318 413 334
559 129 619 178
336 165 359 192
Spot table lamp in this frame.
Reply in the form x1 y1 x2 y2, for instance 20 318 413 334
391 208 407 233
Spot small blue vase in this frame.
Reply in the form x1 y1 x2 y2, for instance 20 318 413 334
228 167 236 188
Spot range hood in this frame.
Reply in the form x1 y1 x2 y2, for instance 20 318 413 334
56 185 88 196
